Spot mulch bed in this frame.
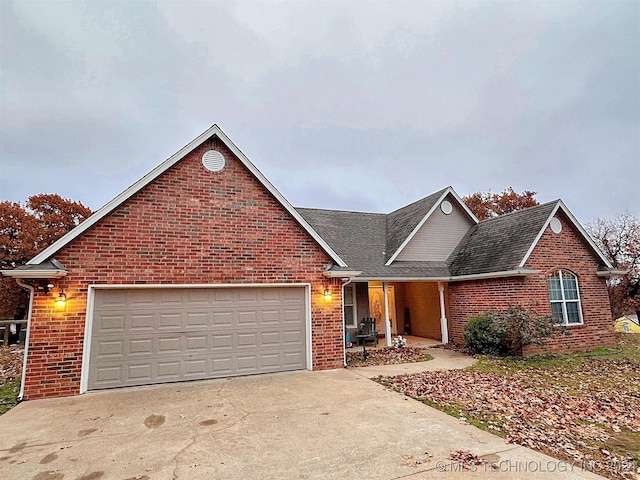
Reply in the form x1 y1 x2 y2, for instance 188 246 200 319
347 346 433 367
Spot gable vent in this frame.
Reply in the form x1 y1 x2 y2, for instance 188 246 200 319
202 150 226 172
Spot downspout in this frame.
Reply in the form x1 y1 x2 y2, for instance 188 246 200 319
15 278 34 401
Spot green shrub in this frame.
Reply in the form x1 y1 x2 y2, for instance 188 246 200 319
464 306 561 357
463 314 506 355
492 306 557 356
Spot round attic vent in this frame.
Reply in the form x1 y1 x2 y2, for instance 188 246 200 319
202 150 225 172
441 200 453 215
550 217 562 234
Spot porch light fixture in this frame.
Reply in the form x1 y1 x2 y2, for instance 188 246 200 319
323 287 332 301
54 290 67 308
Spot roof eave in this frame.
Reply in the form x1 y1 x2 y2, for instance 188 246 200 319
353 269 539 282
323 270 362 279
1 269 68 279
596 268 629 277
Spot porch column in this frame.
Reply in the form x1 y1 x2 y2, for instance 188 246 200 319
438 282 449 344
383 282 392 346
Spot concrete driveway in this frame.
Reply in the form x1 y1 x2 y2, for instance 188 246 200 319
0 357 604 480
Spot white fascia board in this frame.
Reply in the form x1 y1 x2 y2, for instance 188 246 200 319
385 187 478 266
323 270 362 278
518 201 614 269
28 125 347 268
448 187 480 224
1 269 67 279
354 269 539 283
596 269 629 277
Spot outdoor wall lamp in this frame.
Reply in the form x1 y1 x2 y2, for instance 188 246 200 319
323 287 332 301
54 290 67 308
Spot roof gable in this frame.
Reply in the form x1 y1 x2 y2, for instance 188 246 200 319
448 200 614 276
385 187 478 265
518 200 613 269
27 125 346 267
395 192 476 262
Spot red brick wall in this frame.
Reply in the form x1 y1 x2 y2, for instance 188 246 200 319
24 137 344 399
448 212 614 354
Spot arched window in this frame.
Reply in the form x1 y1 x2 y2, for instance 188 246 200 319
548 269 583 325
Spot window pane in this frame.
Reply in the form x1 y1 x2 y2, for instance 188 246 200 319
549 277 562 301
344 306 355 327
551 303 564 323
344 285 353 305
565 302 581 324
562 276 579 300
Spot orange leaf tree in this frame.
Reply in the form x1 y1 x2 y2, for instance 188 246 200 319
463 187 539 221
0 194 91 318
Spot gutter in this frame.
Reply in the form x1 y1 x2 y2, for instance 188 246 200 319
14 278 34 401
1 270 67 279
323 270 361 279
352 269 540 283
596 269 629 277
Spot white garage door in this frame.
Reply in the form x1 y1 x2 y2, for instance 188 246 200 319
87 286 307 390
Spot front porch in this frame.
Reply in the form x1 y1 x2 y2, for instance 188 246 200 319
344 280 451 348
345 335 443 353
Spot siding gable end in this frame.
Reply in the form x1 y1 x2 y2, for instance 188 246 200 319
396 193 475 261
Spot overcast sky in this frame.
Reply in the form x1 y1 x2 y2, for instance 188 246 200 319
1 0 638 226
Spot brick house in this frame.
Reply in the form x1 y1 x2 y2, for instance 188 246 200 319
3 125 622 399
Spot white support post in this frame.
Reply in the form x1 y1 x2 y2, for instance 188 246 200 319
383 282 391 346
438 282 449 344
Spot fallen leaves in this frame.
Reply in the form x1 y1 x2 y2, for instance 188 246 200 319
347 346 433 367
379 355 640 480
449 450 489 470
0 345 23 384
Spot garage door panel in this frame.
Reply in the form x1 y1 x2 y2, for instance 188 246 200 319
237 311 258 325
130 313 155 331
89 287 307 390
186 312 208 326
159 313 182 329
94 340 125 358
213 312 233 325
95 315 126 333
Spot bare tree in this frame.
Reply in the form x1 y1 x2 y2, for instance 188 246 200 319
587 211 640 318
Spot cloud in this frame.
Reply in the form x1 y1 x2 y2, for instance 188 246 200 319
1 0 638 223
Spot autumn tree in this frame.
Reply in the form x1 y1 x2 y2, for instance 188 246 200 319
587 211 640 318
0 194 91 318
463 187 539 221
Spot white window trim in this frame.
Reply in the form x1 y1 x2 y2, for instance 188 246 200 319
343 283 357 328
549 269 584 326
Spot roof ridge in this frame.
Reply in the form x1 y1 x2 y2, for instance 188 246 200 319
295 206 386 216
387 186 450 216
477 200 559 223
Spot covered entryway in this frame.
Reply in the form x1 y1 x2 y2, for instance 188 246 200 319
86 286 308 390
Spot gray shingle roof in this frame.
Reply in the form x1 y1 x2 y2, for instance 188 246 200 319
296 208 387 273
297 194 456 279
447 201 558 276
